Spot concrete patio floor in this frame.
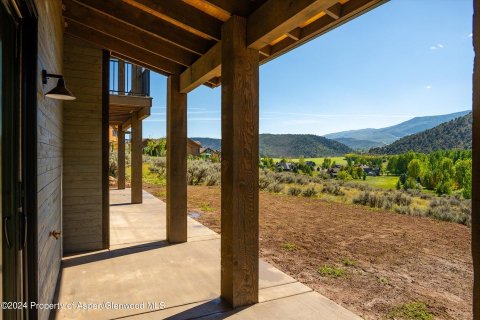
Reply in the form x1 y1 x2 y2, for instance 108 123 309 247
52 189 361 320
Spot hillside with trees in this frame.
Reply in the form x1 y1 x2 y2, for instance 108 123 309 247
260 134 352 157
324 110 470 149
369 113 472 154
193 134 353 158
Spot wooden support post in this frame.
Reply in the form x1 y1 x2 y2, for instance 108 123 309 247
166 74 188 243
131 112 143 203
220 15 260 308
117 125 126 189
473 1 480 317
118 59 125 94
102 49 110 249
131 65 138 94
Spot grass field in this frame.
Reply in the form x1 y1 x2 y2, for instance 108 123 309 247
359 175 399 190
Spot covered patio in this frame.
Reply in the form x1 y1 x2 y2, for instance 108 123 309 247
53 189 361 319
59 0 391 310
2 0 478 319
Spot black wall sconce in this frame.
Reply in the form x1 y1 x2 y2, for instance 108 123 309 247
42 70 76 100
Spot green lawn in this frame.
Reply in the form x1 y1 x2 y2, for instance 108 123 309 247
359 175 399 190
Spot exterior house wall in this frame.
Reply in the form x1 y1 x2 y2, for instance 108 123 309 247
35 1 64 319
62 35 104 252
187 139 201 156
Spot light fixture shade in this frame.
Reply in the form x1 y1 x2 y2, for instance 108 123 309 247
45 78 76 100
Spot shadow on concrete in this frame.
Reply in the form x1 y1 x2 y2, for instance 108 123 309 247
62 240 171 268
109 202 134 207
109 298 247 320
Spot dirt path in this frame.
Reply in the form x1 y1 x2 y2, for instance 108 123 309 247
145 184 472 320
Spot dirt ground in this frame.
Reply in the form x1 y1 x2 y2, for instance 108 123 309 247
144 183 473 320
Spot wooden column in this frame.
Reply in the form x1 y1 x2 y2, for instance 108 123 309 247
131 112 143 203
473 1 480 317
220 15 260 308
118 59 125 94
102 49 110 249
166 74 188 243
117 124 126 189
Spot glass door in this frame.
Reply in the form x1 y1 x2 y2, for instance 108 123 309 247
1 2 25 319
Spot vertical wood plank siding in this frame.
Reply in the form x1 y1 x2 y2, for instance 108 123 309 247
63 35 104 252
35 1 64 319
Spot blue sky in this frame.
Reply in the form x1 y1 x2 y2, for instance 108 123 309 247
143 0 474 139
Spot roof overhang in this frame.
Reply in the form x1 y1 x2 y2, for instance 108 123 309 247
63 0 388 93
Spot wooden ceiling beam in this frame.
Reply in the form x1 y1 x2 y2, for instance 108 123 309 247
73 0 214 55
64 0 198 67
179 42 221 93
180 0 386 92
122 0 222 40
264 0 386 62
325 3 342 19
65 19 185 76
111 52 172 77
202 0 266 17
286 28 302 41
121 118 132 131
246 0 338 50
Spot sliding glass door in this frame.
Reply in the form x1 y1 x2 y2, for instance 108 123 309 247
0 2 33 319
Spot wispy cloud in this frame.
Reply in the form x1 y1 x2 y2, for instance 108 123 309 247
430 43 444 50
425 85 432 89
469 33 473 38
261 111 414 118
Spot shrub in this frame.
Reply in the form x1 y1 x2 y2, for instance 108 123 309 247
205 172 220 186
186 159 220 186
281 242 297 251
387 302 434 320
259 172 274 190
321 184 345 196
302 187 317 197
353 191 384 208
287 187 302 196
109 151 118 177
268 183 284 193
317 265 346 278
342 258 355 267
337 171 352 180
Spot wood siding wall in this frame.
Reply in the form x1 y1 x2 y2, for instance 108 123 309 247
63 35 104 252
35 1 64 319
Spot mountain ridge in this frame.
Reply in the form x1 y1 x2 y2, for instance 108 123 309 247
324 110 470 149
369 112 472 154
192 134 352 158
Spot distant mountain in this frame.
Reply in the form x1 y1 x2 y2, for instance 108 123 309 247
369 112 472 154
324 110 471 149
334 137 386 150
259 134 352 158
192 134 353 158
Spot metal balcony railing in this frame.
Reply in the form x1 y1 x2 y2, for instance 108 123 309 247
109 59 150 97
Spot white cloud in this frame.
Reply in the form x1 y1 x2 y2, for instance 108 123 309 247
430 44 444 51
469 33 473 38
425 85 432 89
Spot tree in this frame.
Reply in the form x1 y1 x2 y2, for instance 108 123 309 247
454 159 472 189
322 158 332 169
298 156 305 166
407 159 423 180
454 159 472 199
